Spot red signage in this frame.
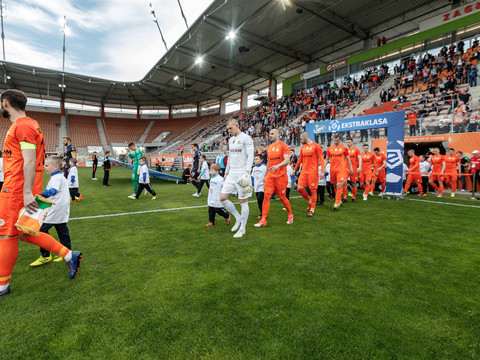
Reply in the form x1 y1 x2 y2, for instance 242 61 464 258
325 59 348 73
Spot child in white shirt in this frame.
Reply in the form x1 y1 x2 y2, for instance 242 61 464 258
67 158 83 202
419 154 430 196
325 162 334 201
133 157 158 200
30 156 72 266
286 162 295 200
194 155 210 197
205 163 230 227
252 154 267 218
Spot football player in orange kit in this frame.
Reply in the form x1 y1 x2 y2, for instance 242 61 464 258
0 89 82 297
403 149 423 196
443 148 461 197
295 132 325 217
370 147 387 195
428 147 446 197
254 129 294 227
346 137 361 202
325 134 353 211
359 144 375 200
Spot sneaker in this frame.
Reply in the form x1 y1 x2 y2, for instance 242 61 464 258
192 193 200 197
348 192 353 197
0 285 10 297
417 194 423 196
333 203 340 211
351 198 355 203
437 194 442 198
152 196 158 200
70 200 76 203
307 209 314 217
129 197 137 200
257 215 262 219
287 214 294 224
369 192 373 196
128 193 136 199
106 184 112 187
431 192 436 195
53 255 63 263
363 194 367 201
254 219 267 227
233 229 246 238
461 189 466 192
30 255 52 267
342 198 348 203
422 193 427 197
282 207 287 211
205 222 214 227
77 194 83 202
451 193 455 198
103 185 109 187
226 217 231 225
67 251 83 280
307 202 312 210
231 219 241 232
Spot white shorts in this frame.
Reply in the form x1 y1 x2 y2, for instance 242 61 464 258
221 173 252 200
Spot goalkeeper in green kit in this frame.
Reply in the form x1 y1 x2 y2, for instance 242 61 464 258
127 143 143 199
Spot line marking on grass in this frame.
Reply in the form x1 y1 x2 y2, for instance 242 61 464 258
69 196 480 221
69 196 303 221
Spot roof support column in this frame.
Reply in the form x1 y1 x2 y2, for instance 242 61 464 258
240 90 248 110
137 106 140 121
60 99 65 116
168 106 172 120
101 104 105 119
219 100 226 115
196 103 200 118
269 78 277 99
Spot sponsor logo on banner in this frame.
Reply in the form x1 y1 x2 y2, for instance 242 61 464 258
313 124 327 134
183 153 193 166
325 58 348 72
300 68 320 80
329 120 340 132
419 1 480 31
386 149 403 169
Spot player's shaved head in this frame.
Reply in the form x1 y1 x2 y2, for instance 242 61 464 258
300 132 310 140
269 128 280 142
226 118 240 136
227 118 238 126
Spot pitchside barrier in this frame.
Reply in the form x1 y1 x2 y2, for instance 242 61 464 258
306 110 406 195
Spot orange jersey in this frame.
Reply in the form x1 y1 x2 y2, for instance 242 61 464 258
266 141 290 178
347 147 361 170
360 152 375 172
296 142 324 174
408 155 420 172
326 145 349 173
2 116 45 195
373 153 387 171
430 154 444 173
444 154 460 173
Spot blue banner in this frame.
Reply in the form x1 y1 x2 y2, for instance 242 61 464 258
306 110 405 195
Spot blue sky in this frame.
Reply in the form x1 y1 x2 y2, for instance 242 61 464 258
3 0 213 82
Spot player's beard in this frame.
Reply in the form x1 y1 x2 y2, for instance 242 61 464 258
1 106 9 119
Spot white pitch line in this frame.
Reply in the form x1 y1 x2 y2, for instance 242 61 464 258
69 196 303 221
406 198 480 208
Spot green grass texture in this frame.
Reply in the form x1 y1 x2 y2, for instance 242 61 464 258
1 166 479 360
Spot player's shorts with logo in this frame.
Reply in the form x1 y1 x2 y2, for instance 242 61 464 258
428 174 444 182
0 193 24 236
372 169 386 183
443 172 458 182
298 172 319 190
330 170 348 185
349 170 359 183
221 172 252 199
359 170 373 184
406 173 422 184
264 174 288 197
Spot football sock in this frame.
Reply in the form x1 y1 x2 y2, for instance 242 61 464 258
381 183 386 192
221 200 241 221
342 186 348 199
261 192 272 220
451 182 457 193
0 236 18 286
23 232 70 258
404 183 411 193
418 184 423 195
430 182 438 191
310 191 317 210
0 283 8 291
298 187 310 202
64 251 72 262
439 184 444 195
364 184 370 196
352 186 357 199
240 202 249 231
335 187 342 204
279 195 292 215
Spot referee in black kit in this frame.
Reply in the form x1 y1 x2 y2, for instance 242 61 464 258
92 151 98 180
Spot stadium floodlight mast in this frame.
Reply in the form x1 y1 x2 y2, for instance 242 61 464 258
149 3 168 52
61 15 69 72
0 0 6 61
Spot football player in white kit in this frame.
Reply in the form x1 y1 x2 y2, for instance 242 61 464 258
220 119 255 238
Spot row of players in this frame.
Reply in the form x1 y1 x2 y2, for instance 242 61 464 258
205 119 469 238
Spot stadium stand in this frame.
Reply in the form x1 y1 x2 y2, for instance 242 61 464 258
144 117 200 144
68 114 102 148
103 117 150 144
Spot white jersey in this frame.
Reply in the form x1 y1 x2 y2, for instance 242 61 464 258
403 163 408 181
287 165 294 189
139 164 150 183
68 166 79 188
208 174 224 208
252 164 267 193
325 163 331 182
44 172 70 224
226 132 254 175
419 161 429 177
0 157 3 182
318 164 326 186
200 161 210 180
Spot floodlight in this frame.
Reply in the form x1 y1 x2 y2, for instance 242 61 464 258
226 30 236 40
195 55 203 65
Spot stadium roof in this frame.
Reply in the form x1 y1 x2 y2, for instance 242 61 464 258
0 0 454 110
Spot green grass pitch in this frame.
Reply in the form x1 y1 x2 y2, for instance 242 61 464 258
1 166 479 359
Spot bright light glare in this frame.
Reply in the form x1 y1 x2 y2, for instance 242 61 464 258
195 55 203 65
173 75 179 81
226 30 236 40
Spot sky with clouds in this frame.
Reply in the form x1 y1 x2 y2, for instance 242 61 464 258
3 0 213 82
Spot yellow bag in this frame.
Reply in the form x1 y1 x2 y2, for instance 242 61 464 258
15 195 56 236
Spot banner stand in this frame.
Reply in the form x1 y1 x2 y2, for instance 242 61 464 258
306 110 406 197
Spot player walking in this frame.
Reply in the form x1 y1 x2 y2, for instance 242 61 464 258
326 134 353 210
359 144 375 200
255 129 294 226
0 89 82 297
346 137 361 202
220 119 254 238
371 147 387 195
294 132 325 217
127 143 142 199
403 149 423 196
443 148 461 197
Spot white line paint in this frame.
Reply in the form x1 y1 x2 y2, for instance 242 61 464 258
407 198 480 208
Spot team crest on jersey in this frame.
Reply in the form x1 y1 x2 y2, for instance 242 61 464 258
282 190 285 193
0 219 4 226
275 148 279 152
311 183 314 187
